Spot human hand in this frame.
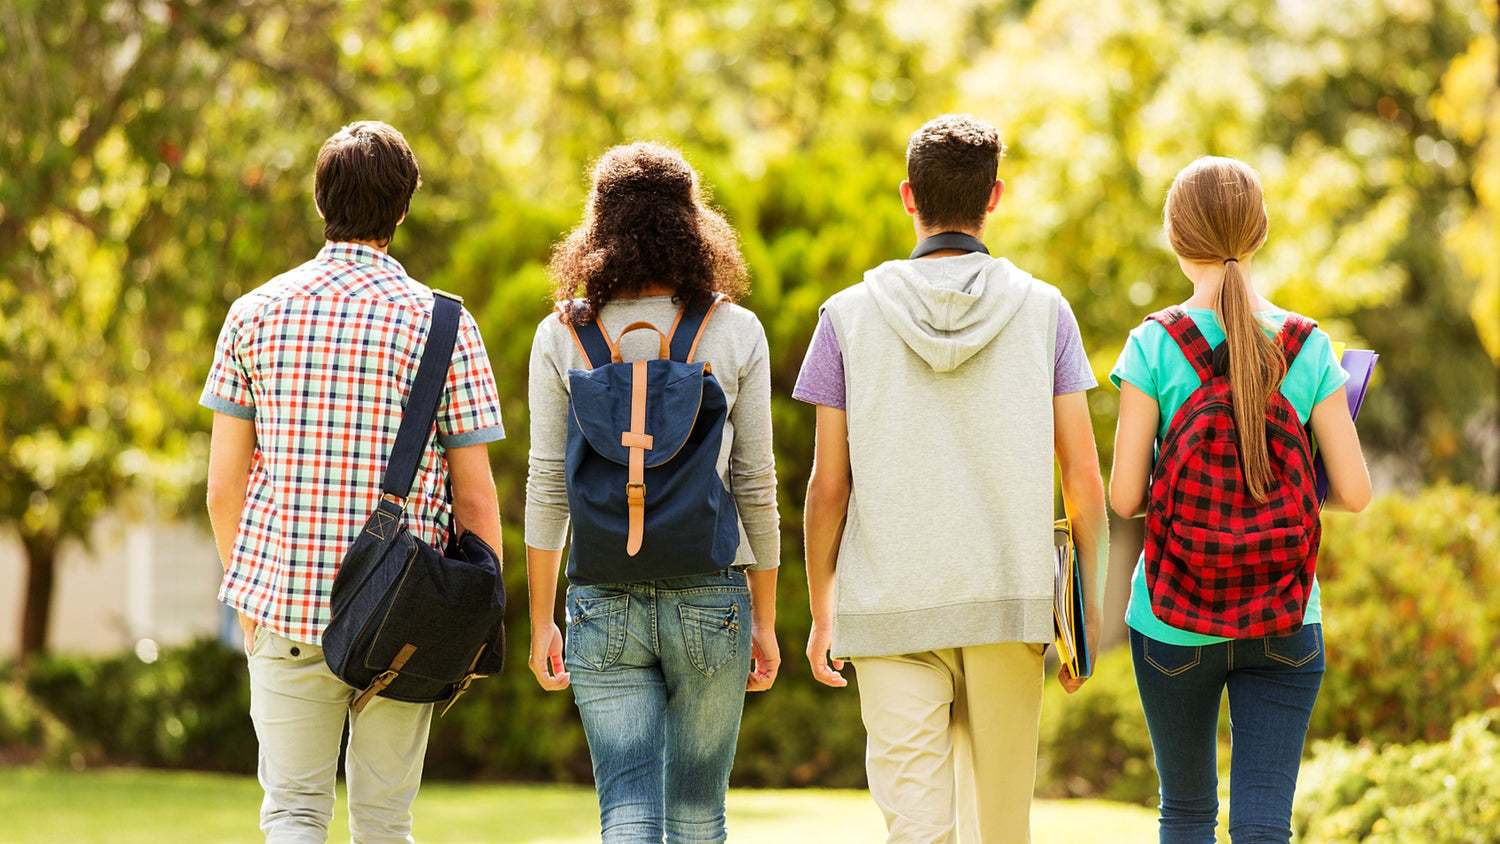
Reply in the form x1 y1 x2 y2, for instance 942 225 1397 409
747 625 781 692
1059 613 1103 694
1058 662 1089 694
806 624 846 688
238 612 258 656
529 622 570 691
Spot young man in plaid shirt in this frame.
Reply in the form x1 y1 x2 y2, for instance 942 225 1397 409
203 121 506 843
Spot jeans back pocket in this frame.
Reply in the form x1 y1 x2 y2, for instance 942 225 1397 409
678 602 742 677
566 592 629 671
1143 638 1203 677
1263 623 1323 668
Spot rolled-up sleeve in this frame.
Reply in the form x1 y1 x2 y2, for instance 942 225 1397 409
524 318 573 551
200 300 257 419
730 326 780 570
437 309 506 448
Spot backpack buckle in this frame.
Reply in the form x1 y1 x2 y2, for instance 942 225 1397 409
626 482 646 502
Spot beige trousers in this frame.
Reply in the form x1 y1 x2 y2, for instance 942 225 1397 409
248 627 434 844
853 642 1046 844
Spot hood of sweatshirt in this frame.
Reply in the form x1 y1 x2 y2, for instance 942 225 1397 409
864 252 1039 373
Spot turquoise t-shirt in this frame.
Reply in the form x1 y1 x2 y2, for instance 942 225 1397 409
1109 307 1349 645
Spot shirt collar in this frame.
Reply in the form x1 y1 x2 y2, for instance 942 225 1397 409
318 241 408 276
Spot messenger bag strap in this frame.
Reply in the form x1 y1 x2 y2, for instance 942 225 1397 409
381 292 463 500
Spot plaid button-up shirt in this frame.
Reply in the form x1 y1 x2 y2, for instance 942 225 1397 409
201 243 505 645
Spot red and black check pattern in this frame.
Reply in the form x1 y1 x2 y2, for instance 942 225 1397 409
1143 307 1322 638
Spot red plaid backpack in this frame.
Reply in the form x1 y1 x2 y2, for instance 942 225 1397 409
1143 306 1322 638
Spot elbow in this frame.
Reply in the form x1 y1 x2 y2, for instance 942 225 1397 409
1108 478 1143 520
205 476 243 516
1330 484 1372 514
451 486 499 525
1109 496 1139 520
805 473 851 517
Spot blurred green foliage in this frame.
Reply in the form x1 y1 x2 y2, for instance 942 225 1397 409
1313 483 1500 744
1294 708 1500 843
1035 645 1159 806
0 0 1496 700
0 639 254 770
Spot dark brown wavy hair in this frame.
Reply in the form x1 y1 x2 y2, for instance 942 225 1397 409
550 142 748 324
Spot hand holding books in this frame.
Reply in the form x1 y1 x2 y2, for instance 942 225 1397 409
1053 518 1092 683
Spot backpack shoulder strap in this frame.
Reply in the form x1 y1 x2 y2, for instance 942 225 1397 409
667 292 726 364
383 292 462 500
1146 306 1216 383
560 302 614 369
1278 312 1319 367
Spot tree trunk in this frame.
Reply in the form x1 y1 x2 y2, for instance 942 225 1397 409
19 532 59 661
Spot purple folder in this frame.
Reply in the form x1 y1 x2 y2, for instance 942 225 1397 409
1314 349 1378 506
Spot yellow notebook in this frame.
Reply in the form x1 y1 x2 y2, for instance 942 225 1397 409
1053 518 1092 679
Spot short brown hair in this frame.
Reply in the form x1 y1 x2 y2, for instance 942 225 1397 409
314 121 421 245
549 142 748 324
905 114 1005 231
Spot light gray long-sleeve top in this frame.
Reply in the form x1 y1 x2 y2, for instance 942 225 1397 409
524 296 780 571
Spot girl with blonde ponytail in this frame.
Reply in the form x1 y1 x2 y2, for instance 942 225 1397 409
1108 156 1371 843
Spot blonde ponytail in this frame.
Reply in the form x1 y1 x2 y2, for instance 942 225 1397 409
1164 157 1285 502
1214 259 1286 502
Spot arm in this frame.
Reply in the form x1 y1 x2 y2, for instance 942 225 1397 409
447 443 503 555
1308 389 1372 512
206 412 257 652
804 404 852 688
1055 391 1108 693
526 545 570 690
1109 380 1160 519
746 568 779 692
523 321 573 691
729 327 782 692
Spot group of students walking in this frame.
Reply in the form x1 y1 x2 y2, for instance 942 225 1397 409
203 114 1371 844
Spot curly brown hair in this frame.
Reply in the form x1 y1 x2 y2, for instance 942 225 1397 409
550 142 748 324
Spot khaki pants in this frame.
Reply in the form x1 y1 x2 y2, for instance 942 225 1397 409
854 642 1046 844
248 628 434 844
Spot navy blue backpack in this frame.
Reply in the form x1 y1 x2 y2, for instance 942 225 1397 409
562 293 740 584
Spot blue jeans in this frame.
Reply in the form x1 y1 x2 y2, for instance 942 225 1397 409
565 568 752 844
1130 624 1324 844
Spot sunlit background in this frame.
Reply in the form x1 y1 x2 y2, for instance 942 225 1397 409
1 1 1497 841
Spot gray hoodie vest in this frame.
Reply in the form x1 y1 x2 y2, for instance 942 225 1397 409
824 252 1059 658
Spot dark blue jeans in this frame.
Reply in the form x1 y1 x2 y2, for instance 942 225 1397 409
1130 624 1324 844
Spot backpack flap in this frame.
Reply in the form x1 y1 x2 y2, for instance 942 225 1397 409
567 359 708 469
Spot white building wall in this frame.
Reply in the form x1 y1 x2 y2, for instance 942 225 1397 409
0 517 224 659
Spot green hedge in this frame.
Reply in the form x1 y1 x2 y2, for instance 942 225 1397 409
1293 708 1500 843
0 639 254 771
1313 484 1500 744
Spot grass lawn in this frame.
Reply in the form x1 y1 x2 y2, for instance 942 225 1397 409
0 766 1160 843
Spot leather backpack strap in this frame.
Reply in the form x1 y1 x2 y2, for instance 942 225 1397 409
565 309 615 370
381 292 462 500
668 292 725 364
1147 306 1216 383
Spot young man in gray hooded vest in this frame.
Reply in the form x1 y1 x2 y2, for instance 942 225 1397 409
794 113 1108 843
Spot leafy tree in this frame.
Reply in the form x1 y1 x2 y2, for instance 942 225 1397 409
0 0 347 657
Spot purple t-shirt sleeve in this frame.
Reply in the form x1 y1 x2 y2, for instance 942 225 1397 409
792 310 847 410
1055 296 1098 395
794 297 1094 407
